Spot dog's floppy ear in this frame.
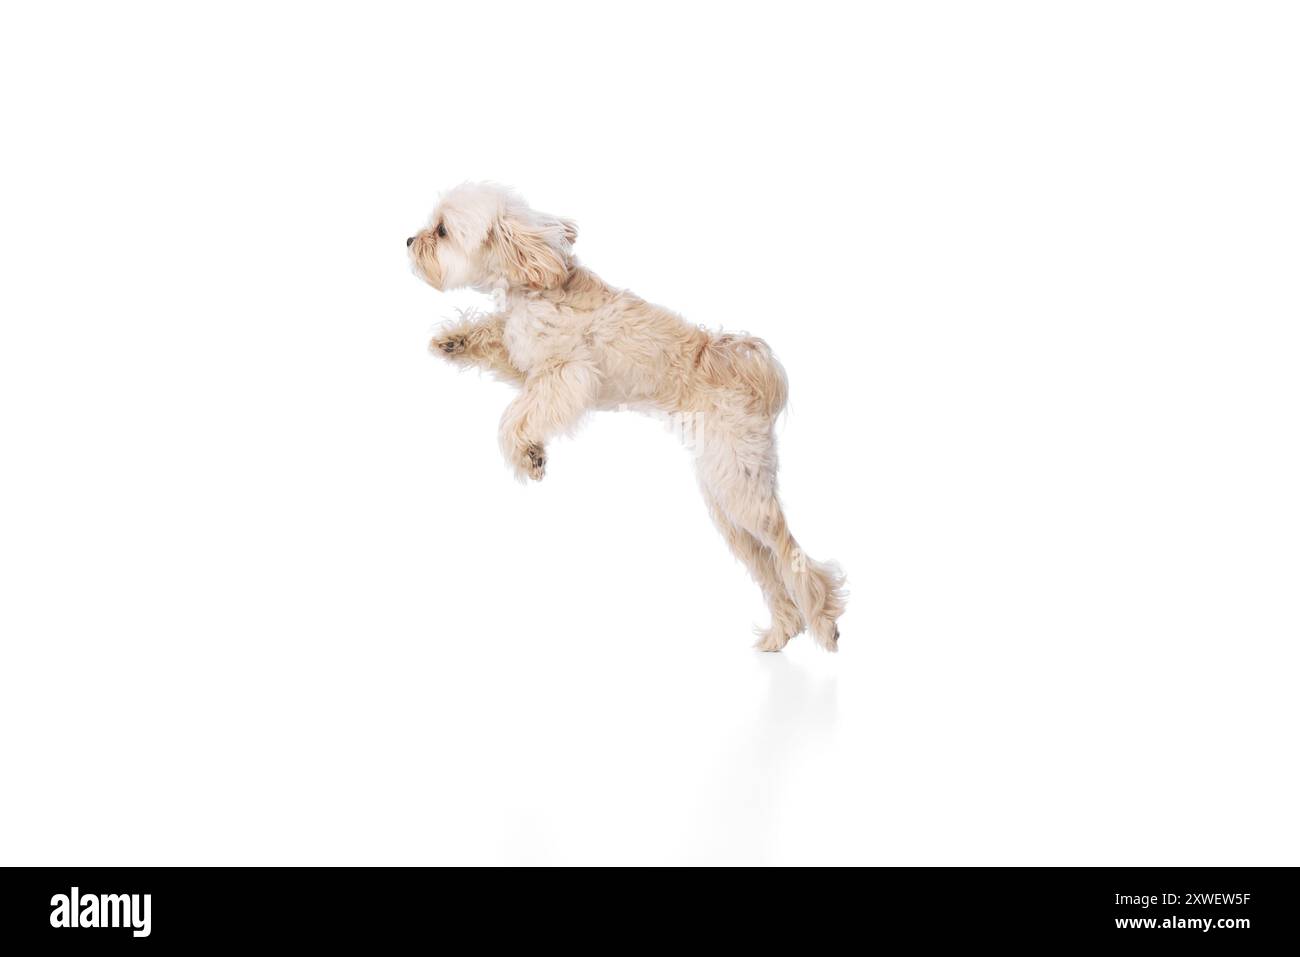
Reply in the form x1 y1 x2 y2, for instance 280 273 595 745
491 213 572 289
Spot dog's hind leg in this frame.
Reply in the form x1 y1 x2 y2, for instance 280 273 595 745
498 356 598 482
702 493 805 652
695 422 846 651
727 484 846 652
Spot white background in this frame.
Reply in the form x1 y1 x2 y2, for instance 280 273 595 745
1 2 1297 865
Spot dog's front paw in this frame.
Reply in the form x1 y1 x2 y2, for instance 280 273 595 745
505 439 547 482
432 333 467 357
522 443 546 481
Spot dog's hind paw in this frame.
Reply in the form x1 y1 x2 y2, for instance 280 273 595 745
754 628 791 653
809 618 840 653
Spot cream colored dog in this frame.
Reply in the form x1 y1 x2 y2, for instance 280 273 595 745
408 183 846 651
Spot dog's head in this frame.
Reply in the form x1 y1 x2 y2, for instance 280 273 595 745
407 182 577 292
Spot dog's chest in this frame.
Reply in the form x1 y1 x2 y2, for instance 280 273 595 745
502 297 581 372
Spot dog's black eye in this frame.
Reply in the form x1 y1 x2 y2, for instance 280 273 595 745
436 222 447 238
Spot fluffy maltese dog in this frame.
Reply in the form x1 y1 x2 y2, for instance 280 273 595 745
408 183 845 651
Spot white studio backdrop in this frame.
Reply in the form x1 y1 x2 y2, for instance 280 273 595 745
0 2 1296 865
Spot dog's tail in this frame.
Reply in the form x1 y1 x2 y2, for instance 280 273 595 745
695 332 789 418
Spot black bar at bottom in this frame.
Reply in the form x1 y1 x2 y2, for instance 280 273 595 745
0 866 1293 947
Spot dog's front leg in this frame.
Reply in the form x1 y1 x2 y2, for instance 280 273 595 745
498 357 597 482
431 312 526 385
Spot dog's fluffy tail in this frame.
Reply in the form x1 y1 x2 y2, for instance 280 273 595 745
696 333 789 418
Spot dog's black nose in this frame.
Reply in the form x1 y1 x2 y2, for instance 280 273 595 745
406 236 415 248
